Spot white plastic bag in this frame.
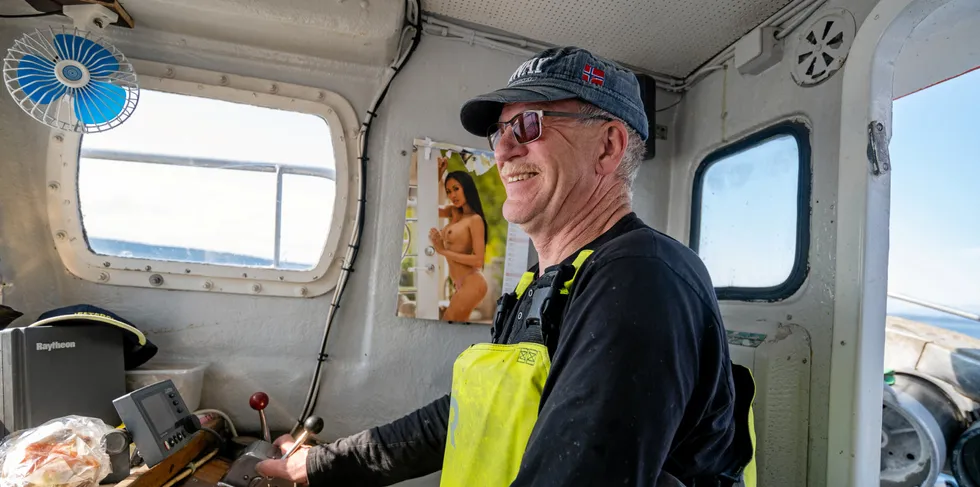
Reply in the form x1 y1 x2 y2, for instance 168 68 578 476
0 416 115 487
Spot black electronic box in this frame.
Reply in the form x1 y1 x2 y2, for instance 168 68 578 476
113 379 200 467
0 324 126 437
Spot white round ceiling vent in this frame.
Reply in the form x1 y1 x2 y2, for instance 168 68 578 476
791 8 856 87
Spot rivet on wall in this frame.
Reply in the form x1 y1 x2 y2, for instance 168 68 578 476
149 274 164 286
203 280 214 290
99 272 110 282
219 75 230 86
55 230 67 240
48 181 60 191
252 283 263 293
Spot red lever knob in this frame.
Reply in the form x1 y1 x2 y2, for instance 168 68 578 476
249 392 269 411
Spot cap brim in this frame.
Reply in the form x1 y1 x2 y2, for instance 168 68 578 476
460 85 579 137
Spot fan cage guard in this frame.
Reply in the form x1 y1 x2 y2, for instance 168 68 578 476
3 26 139 134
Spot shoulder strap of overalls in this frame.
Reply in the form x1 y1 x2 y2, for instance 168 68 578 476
514 249 594 300
510 249 596 353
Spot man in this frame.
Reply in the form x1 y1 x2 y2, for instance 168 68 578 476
257 46 748 486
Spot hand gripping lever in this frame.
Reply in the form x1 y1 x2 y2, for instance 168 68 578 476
282 415 324 460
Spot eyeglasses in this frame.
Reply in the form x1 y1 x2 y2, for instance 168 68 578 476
487 110 612 151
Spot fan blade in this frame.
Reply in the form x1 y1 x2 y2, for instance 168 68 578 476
19 54 55 71
74 81 126 125
17 54 65 104
53 34 119 75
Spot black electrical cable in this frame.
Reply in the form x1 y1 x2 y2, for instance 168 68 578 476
0 10 61 18
292 0 423 433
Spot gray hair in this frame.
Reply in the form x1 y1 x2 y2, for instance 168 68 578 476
577 103 646 194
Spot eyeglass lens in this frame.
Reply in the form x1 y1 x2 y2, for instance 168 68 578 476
490 111 542 150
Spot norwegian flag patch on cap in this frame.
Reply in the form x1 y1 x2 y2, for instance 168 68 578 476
582 64 605 86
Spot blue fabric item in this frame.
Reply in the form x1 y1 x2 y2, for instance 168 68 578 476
460 46 649 141
35 304 157 370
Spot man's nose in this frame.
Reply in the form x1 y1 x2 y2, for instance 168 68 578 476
494 125 529 165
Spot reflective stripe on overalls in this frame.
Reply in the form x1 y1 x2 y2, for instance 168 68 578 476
440 249 758 487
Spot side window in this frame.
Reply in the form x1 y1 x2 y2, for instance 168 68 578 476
690 122 811 300
79 89 335 270
48 63 355 297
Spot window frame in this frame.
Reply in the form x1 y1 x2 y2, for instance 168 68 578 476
688 121 812 301
46 59 359 297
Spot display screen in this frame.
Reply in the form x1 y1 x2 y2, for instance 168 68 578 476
140 393 177 436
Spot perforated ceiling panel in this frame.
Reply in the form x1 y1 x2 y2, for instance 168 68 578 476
424 0 793 78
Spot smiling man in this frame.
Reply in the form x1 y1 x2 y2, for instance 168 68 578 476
257 46 754 487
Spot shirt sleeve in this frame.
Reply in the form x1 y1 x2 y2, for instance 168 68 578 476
510 256 734 486
306 394 450 486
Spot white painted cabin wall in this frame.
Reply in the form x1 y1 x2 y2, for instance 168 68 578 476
666 0 880 485
0 14 676 486
893 0 980 99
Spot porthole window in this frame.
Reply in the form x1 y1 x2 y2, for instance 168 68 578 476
48 61 356 296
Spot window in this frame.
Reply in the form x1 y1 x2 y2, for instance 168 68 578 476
886 68 980 336
79 89 335 270
48 62 355 297
690 122 811 300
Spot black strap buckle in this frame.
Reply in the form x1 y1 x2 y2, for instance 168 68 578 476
491 292 516 342
524 265 575 339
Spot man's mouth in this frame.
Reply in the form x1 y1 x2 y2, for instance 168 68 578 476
503 170 539 183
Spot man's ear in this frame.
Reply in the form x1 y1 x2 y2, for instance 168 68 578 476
596 120 628 176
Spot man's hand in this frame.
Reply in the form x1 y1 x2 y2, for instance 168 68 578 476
255 434 310 485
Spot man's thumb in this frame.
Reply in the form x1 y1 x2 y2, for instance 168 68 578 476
255 459 286 479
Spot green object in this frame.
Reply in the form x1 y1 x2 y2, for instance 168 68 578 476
884 369 896 385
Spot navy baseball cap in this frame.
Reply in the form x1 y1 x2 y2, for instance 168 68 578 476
460 46 649 141
33 304 158 370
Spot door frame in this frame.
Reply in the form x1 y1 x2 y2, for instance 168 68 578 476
828 0 956 484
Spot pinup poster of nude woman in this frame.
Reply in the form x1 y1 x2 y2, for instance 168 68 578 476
398 138 531 324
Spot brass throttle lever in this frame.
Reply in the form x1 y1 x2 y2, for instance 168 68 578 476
283 415 323 459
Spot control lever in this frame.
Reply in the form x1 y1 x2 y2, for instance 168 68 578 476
219 393 320 487
249 392 271 443
282 415 323 459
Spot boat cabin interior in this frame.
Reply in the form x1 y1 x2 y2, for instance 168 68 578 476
0 0 978 486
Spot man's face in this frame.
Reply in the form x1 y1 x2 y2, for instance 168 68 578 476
493 100 601 229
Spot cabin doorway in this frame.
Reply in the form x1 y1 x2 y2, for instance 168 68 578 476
830 0 980 484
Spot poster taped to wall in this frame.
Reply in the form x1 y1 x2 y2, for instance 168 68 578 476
398 138 530 324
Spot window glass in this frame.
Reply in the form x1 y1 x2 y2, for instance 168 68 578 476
691 126 808 297
887 68 980 336
78 89 336 270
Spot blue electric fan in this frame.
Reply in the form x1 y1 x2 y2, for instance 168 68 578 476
2 5 138 133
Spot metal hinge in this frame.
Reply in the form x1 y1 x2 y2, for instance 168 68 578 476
867 120 890 176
